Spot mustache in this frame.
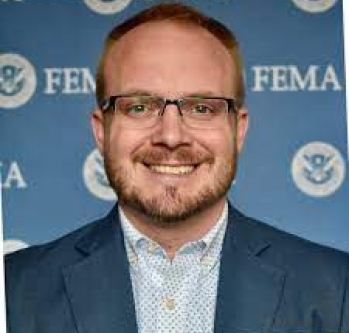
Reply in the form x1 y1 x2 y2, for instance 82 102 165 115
133 147 214 165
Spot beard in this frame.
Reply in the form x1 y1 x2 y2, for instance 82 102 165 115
104 145 237 224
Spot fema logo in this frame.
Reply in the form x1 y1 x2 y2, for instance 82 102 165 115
291 0 338 13
0 53 37 109
291 142 346 197
83 148 117 201
84 0 132 14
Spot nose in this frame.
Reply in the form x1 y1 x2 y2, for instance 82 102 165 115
150 104 192 149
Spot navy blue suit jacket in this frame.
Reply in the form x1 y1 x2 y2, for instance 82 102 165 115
5 204 349 333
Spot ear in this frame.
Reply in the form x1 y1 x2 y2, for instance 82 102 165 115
91 108 105 155
236 106 249 152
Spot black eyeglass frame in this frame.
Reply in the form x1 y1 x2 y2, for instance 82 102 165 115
100 94 241 115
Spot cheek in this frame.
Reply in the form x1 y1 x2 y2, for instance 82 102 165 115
107 127 150 161
196 128 235 158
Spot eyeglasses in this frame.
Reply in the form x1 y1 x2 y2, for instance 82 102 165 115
100 94 240 129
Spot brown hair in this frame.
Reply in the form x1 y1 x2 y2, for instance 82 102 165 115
95 3 245 108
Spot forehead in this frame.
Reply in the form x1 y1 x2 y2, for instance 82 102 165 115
104 21 235 96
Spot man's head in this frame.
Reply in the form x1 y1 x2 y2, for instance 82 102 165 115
92 3 249 224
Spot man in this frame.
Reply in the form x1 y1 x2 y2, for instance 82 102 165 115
5 3 349 333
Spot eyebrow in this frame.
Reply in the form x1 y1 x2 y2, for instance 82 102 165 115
117 90 222 98
117 89 153 96
185 91 220 98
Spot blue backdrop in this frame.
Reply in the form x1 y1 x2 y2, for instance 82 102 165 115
1 0 348 254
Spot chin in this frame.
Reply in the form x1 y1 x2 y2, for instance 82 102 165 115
118 180 227 224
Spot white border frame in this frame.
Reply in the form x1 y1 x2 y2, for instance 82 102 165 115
344 0 349 160
0 177 6 332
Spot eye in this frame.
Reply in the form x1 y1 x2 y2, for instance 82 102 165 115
120 97 155 118
126 103 148 114
192 103 215 115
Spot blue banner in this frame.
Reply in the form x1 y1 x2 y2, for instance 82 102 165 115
1 0 348 253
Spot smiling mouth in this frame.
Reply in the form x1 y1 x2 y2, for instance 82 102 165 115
145 164 197 175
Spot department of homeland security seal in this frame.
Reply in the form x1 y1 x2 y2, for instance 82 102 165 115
84 0 132 14
0 53 37 109
291 0 338 13
83 148 117 201
291 141 346 197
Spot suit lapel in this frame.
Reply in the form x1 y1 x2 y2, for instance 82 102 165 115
62 206 138 333
215 205 286 333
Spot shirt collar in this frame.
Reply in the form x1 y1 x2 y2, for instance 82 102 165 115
119 202 228 264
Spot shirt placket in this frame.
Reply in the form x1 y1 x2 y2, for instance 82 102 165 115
158 250 201 333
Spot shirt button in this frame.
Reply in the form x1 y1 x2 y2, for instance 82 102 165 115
164 296 175 310
129 254 138 265
148 241 157 254
201 257 213 266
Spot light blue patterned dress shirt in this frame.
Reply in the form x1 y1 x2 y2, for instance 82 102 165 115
119 202 228 333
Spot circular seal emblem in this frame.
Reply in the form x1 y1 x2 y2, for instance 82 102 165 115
291 0 338 13
3 239 28 255
84 0 132 14
0 53 37 109
291 141 346 197
83 148 117 201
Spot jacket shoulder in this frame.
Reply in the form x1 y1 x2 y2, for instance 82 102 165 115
232 208 349 290
5 208 117 284
247 214 349 262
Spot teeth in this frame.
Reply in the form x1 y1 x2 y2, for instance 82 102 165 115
149 165 195 175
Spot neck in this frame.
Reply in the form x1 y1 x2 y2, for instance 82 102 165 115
120 198 226 259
